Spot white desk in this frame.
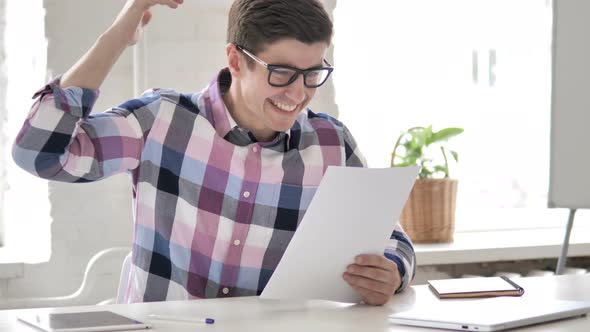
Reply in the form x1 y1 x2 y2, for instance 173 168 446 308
1 274 589 331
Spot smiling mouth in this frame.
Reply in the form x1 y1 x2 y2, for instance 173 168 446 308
269 99 298 112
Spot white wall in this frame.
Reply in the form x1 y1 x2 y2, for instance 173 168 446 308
0 0 338 306
0 0 7 247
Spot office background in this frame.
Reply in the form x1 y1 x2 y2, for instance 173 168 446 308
0 0 589 308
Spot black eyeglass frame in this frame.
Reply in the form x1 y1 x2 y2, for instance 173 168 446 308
236 45 334 88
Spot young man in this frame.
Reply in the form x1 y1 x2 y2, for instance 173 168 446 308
12 0 415 306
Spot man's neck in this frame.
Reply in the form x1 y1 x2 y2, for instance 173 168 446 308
223 84 277 142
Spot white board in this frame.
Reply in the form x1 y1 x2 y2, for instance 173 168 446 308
548 0 590 209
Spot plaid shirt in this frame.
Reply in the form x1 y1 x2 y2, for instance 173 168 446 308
12 68 416 303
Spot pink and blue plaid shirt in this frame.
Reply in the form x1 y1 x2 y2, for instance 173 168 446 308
13 68 415 303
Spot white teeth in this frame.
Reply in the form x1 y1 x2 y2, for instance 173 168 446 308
271 99 297 112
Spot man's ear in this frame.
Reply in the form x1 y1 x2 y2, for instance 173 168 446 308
226 43 242 77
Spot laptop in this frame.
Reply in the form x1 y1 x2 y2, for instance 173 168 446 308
389 296 590 331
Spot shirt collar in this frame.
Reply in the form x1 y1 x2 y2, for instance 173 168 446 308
199 68 293 147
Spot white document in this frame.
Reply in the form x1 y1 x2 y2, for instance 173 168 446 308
260 166 420 303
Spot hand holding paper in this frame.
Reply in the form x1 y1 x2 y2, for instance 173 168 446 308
260 166 419 303
343 254 402 305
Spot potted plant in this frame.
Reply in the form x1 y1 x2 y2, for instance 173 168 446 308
391 126 464 243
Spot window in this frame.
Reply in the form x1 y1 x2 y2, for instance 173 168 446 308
333 0 568 231
0 0 50 262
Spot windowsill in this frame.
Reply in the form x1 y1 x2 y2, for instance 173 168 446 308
415 225 590 266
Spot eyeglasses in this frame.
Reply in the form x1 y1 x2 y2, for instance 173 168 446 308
236 45 334 88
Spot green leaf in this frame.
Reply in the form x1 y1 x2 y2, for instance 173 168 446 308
431 127 464 144
434 165 447 173
411 132 425 150
419 167 433 179
423 125 434 145
392 126 462 179
449 150 459 162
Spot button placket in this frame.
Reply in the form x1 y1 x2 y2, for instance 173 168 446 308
219 143 260 298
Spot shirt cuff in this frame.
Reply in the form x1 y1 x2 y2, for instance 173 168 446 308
32 76 100 118
384 251 413 294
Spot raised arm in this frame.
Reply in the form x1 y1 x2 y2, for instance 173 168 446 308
12 0 183 182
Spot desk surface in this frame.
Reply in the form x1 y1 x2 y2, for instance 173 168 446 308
1 274 589 332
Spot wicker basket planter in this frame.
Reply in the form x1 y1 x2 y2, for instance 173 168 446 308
399 178 458 243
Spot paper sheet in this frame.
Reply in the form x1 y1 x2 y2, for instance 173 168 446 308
260 166 420 303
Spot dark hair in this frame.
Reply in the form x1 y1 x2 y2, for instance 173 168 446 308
227 0 333 54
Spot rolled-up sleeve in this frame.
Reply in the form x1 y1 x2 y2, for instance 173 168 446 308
12 77 150 182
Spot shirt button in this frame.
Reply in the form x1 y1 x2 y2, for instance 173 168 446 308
222 287 230 295
243 191 250 198
252 146 258 152
233 239 241 246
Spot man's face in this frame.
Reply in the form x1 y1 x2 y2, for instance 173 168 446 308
235 39 329 141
